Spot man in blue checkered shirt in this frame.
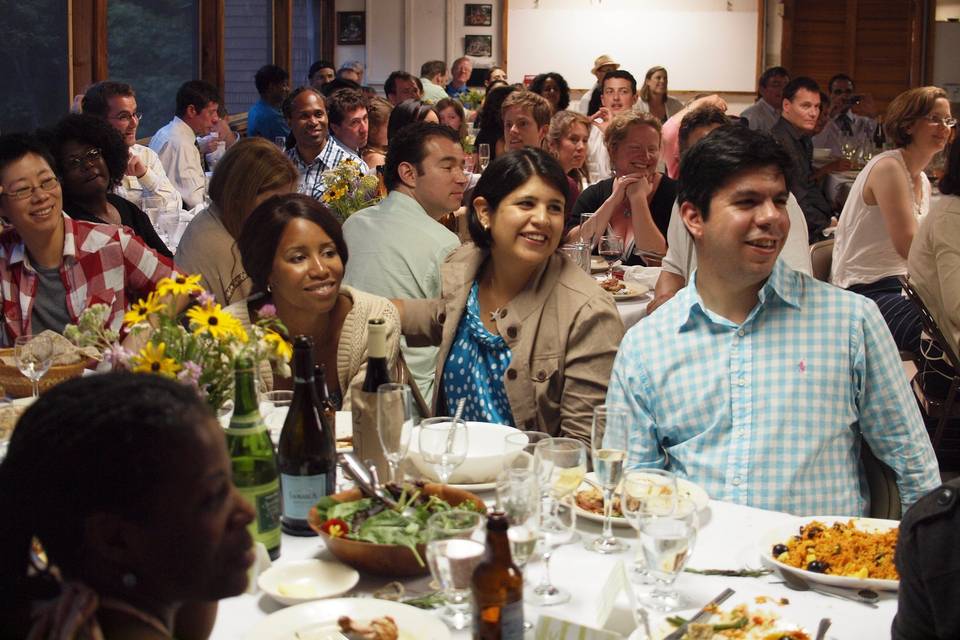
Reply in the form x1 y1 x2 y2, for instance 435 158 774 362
606 125 939 516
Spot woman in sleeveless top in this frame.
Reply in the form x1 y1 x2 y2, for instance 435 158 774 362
831 86 954 352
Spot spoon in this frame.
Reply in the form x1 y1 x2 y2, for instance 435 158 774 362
776 569 879 607
814 617 832 640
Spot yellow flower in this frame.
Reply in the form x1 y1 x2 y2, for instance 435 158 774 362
321 189 336 203
263 330 292 361
131 342 181 377
122 291 165 327
156 273 204 298
186 302 247 341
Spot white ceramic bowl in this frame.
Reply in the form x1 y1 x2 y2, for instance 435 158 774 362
257 559 360 605
408 421 525 484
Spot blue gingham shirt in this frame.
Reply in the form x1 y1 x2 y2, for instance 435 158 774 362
286 139 368 200
606 259 939 516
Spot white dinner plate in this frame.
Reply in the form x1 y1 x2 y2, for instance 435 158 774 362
243 597 451 640
257 559 359 606
574 473 710 527
757 516 900 592
591 256 620 273
610 287 645 302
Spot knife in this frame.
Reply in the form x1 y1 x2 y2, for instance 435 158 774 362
662 587 735 640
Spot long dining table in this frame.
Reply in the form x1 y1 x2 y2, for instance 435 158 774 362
210 492 898 639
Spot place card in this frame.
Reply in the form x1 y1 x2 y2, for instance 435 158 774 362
596 559 637 628
534 615 623 640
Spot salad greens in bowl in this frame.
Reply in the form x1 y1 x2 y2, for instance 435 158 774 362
308 481 486 577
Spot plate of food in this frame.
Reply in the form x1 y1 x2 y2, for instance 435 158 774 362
573 473 709 527
758 516 900 591
627 603 811 639
597 276 645 301
244 597 451 639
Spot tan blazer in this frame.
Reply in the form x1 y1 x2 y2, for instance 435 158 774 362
402 243 625 445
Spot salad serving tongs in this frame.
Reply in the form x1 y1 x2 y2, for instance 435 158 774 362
337 452 416 517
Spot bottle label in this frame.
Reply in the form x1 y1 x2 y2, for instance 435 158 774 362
226 411 268 435
281 473 327 520
475 600 524 639
236 479 282 549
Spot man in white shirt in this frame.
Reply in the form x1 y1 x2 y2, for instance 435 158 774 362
326 88 370 173
813 74 879 157
585 69 638 184
149 80 221 209
81 81 182 216
739 66 789 133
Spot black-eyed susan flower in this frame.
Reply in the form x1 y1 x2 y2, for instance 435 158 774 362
156 273 204 298
131 342 181 377
122 291 165 327
263 329 292 361
186 302 247 342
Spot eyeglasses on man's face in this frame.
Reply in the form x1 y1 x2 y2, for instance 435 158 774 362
64 148 103 171
108 111 143 125
1 176 60 200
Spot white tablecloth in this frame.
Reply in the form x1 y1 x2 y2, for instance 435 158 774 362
211 497 896 639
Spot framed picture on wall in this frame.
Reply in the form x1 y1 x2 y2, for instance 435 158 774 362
337 11 365 45
464 34 493 58
464 4 493 27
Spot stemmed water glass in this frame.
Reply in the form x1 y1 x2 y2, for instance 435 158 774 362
587 405 629 554
527 493 577 606
478 143 491 172
636 497 698 611
598 234 623 279
425 510 485 629
14 335 54 398
418 417 468 484
621 469 678 581
376 383 414 484
503 430 549 473
496 468 540 570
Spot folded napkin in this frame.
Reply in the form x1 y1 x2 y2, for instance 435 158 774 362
620 265 662 291
1 330 99 367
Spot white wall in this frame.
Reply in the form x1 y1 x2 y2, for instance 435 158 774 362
936 0 960 20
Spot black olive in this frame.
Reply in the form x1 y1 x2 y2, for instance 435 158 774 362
772 543 788 556
807 560 829 573
805 526 823 539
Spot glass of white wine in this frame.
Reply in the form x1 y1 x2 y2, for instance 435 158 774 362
426 510 485 629
587 405 629 554
637 496 698 611
533 437 586 540
418 417 468 484
14 334 54 398
478 143 491 172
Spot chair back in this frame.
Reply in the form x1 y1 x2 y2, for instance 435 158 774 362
861 440 901 520
809 238 834 282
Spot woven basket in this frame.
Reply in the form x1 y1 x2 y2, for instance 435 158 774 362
0 348 87 398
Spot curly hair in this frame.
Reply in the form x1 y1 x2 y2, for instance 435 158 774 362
529 72 571 111
40 113 128 190
604 111 662 155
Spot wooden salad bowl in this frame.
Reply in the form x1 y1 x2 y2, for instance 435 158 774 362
307 483 486 577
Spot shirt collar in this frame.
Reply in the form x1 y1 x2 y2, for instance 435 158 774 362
330 134 358 156
7 213 75 269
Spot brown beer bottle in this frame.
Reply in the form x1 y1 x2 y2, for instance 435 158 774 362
471 512 524 639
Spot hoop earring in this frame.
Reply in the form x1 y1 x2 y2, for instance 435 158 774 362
266 283 273 293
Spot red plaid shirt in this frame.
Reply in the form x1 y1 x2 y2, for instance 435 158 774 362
0 214 176 345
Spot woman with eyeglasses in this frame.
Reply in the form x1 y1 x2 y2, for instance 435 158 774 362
39 113 172 258
831 86 955 353
0 133 175 345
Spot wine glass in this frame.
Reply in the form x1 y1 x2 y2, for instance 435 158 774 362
425 510 485 629
621 469 678 582
478 143 491 172
376 383 414 484
141 196 162 224
578 212 596 248
527 494 577 606
636 497 698 611
587 405 629 554
260 389 293 446
533 437 586 542
503 430 549 473
597 234 623 279
418 417 468 484
495 468 540 569
14 335 54 398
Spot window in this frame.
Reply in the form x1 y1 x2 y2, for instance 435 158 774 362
108 0 200 138
224 0 273 112
0 1 69 133
292 0 323 88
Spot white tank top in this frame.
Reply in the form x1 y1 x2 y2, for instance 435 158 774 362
830 149 930 289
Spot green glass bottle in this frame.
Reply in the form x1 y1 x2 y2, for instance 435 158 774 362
226 356 282 559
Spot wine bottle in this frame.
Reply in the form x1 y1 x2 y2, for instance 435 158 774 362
226 356 282 559
279 336 337 536
353 318 391 477
873 118 886 150
471 512 524 639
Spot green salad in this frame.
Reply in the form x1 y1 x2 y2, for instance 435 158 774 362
314 483 483 566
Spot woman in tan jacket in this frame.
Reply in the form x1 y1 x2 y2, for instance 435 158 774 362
398 149 624 444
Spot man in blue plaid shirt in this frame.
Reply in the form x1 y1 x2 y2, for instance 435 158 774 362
606 125 939 516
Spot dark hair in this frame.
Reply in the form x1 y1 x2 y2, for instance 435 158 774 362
828 73 855 93
420 60 447 79
0 373 211 603
39 113 128 190
326 88 366 127
239 193 348 295
678 105 731 152
308 59 335 80
677 124 792 219
601 69 637 95
476 85 518 142
81 81 136 118
385 71 418 98
759 66 789 89
435 98 467 138
175 80 220 118
529 73 571 111
255 64 289 96
387 99 439 141
782 76 820 103
0 133 56 179
320 78 361 98
383 122 460 192
467 148 570 249
940 141 960 195
281 86 324 120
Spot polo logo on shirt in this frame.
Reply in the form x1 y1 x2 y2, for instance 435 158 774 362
798 359 806 373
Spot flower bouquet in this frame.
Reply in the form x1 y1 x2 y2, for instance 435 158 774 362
65 274 291 412
459 89 485 111
320 158 381 221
